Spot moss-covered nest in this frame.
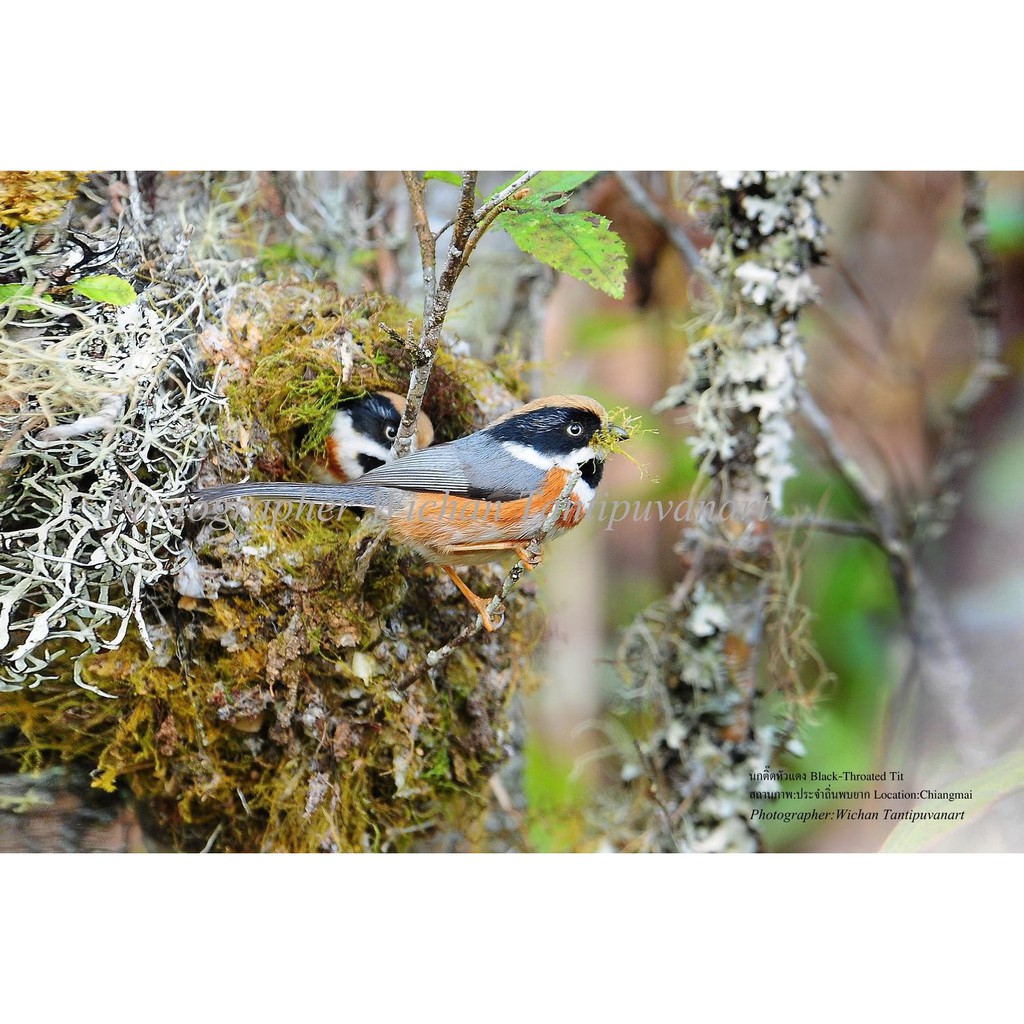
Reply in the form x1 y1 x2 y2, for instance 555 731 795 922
2 277 544 851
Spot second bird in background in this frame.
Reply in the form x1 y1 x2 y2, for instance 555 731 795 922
305 390 435 483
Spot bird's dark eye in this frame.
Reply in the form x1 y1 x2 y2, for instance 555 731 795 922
567 422 584 437
385 425 398 440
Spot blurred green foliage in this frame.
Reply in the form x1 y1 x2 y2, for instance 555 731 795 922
523 736 592 852
986 200 1024 254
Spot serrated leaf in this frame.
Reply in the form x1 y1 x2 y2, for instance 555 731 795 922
424 171 462 186
498 207 627 299
70 274 137 306
880 750 1024 852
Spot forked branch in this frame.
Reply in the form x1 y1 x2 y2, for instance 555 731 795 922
392 171 538 459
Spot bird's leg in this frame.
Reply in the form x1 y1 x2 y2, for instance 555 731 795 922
441 565 502 632
513 544 543 571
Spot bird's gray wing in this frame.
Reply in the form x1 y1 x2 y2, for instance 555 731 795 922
355 435 546 501
191 436 548 511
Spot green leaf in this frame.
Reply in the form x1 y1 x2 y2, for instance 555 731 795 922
880 750 1024 852
424 171 462 186
491 171 597 203
521 171 597 197
70 274 137 306
497 207 627 299
0 283 46 311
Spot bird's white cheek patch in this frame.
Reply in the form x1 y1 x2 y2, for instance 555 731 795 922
572 479 596 509
332 411 392 479
563 445 596 470
501 441 598 473
501 441 555 471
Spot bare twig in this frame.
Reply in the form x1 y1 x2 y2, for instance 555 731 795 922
124 170 146 240
401 171 435 309
632 740 682 852
392 171 539 459
473 171 538 222
798 394 891 534
775 515 883 544
352 528 388 586
354 172 401 295
615 171 709 279
199 822 223 854
953 171 1002 414
886 571 988 771
800 390 918 616
831 253 893 354
799 177 1000 774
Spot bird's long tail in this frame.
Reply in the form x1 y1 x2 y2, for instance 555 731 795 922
190 481 384 512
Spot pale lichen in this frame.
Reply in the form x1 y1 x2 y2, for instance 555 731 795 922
600 172 836 852
1 218 220 692
657 171 835 508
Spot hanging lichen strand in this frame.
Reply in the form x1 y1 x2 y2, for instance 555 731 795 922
608 172 834 852
0 212 220 692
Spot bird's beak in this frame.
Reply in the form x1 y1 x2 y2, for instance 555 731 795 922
611 424 629 441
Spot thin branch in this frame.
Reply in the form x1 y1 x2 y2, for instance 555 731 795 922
803 191 997 769
392 171 538 460
401 171 435 311
432 169 539 241
883 173 1001 773
633 739 682 853
956 171 1003 411
798 390 916 610
615 171 709 279
830 252 893 354
473 171 538 222
432 215 457 243
456 203 509 276
775 515 883 544
433 171 479 304
353 528 388 586
798 394 896 543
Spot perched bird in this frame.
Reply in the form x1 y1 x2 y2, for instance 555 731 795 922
306 390 434 484
195 395 627 630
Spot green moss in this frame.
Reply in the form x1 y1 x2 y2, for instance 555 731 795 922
0 172 87 229
1 281 543 852
220 283 528 477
